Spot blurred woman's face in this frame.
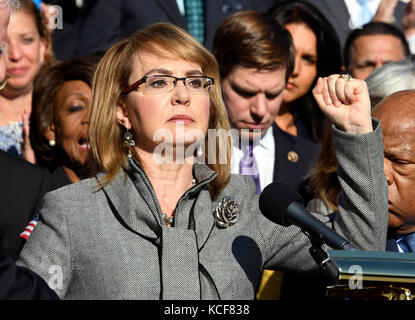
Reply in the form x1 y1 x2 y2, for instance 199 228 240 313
117 51 210 159
51 80 91 169
283 22 318 104
5 10 45 94
0 4 9 84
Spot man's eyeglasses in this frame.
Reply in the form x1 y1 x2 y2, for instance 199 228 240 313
121 75 214 95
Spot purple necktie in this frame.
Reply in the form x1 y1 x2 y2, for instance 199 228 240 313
239 144 261 194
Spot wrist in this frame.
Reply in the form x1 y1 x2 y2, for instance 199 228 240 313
340 122 373 134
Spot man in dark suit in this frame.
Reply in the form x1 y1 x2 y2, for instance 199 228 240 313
213 10 319 197
372 90 415 253
213 11 320 299
0 150 53 260
74 0 275 56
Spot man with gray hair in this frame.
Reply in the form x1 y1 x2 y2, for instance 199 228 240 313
366 59 415 107
0 0 59 299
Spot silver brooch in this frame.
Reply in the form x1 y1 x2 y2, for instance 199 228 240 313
214 197 239 228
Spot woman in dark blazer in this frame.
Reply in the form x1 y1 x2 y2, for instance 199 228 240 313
16 24 387 299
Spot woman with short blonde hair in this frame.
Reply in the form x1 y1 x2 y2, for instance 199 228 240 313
89 23 231 198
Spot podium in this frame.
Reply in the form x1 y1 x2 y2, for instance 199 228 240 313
326 250 415 300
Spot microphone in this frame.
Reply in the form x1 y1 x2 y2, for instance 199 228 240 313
259 182 357 251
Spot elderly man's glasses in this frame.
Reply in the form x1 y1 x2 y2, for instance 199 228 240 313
121 75 214 95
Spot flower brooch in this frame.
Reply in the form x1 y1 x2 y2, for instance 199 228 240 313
214 197 239 228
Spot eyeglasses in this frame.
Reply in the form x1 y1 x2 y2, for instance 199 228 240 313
121 75 214 95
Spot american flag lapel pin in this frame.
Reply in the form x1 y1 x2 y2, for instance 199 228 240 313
20 212 39 240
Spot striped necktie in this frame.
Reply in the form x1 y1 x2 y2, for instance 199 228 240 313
239 143 261 195
356 0 373 26
184 0 205 44
398 233 415 253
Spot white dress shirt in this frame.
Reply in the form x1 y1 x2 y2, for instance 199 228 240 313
344 0 381 29
231 126 275 192
176 0 185 15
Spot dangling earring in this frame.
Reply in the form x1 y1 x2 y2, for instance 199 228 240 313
124 129 135 158
0 75 8 91
49 139 56 147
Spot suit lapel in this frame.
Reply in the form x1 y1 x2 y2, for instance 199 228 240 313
386 229 400 252
100 163 218 248
190 164 218 251
323 0 351 30
192 189 215 251
100 170 160 241
155 0 187 27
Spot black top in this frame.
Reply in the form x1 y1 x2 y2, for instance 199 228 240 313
0 151 54 260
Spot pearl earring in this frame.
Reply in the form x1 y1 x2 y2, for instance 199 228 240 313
49 139 56 147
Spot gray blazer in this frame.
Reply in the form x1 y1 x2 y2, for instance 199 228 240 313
17 121 387 300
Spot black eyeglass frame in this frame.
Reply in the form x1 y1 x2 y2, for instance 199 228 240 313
120 75 215 95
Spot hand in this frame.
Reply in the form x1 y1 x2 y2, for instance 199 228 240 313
21 110 36 164
312 75 372 134
372 0 399 24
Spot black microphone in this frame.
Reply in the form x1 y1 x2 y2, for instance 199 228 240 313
259 182 357 251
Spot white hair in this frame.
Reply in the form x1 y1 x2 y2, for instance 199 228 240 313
8 0 21 9
0 0 19 10
366 59 415 108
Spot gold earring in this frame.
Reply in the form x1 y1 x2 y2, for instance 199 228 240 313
0 75 8 91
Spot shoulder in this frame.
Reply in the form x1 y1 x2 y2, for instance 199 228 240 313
272 123 319 151
43 176 101 204
224 173 257 197
0 150 47 176
217 173 258 218
0 151 50 191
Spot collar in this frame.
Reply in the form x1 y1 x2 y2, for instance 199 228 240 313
231 126 274 151
97 160 218 244
258 126 274 151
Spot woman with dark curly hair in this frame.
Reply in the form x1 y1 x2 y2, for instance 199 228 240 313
30 56 98 186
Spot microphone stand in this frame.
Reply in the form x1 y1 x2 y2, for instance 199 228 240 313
302 229 340 286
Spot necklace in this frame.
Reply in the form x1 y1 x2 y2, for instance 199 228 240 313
162 178 196 227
